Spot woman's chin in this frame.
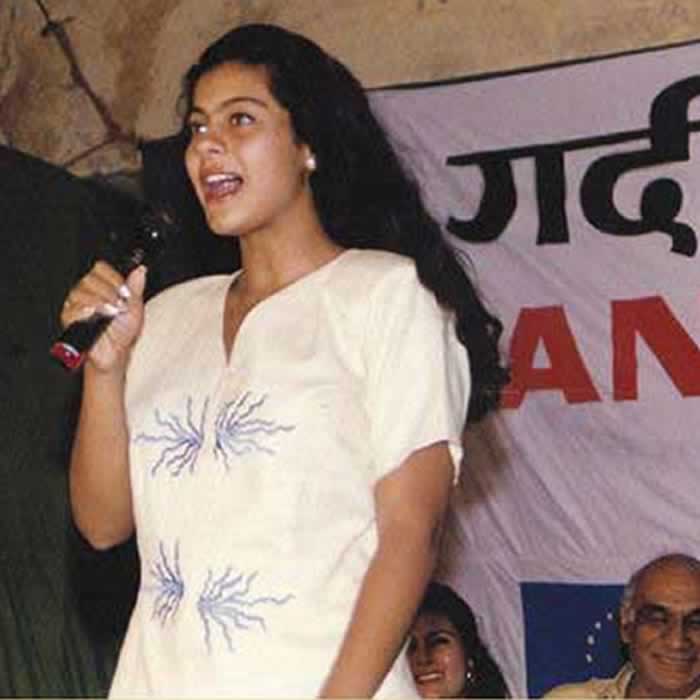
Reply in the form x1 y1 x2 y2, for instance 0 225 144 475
415 682 446 698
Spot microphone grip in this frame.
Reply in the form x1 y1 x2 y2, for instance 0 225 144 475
50 205 172 371
50 312 114 371
51 248 145 371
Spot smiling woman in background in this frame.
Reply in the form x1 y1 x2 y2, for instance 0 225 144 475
408 582 510 698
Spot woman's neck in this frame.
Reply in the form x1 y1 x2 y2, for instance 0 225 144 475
236 227 344 304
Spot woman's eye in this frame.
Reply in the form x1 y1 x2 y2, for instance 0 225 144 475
187 122 207 136
230 112 254 126
429 634 451 648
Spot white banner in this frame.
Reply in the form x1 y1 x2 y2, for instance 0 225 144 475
370 42 700 697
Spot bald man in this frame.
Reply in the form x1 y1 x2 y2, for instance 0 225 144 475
546 553 700 698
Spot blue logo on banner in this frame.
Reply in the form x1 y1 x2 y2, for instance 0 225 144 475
521 582 625 698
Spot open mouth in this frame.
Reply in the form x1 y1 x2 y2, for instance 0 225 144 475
202 172 243 201
415 672 443 684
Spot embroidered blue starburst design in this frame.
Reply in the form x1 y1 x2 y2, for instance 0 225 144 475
135 397 208 477
213 392 294 468
197 568 294 653
150 540 185 625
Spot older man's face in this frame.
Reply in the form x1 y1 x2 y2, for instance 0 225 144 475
622 561 700 698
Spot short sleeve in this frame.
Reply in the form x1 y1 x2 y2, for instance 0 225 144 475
363 260 471 483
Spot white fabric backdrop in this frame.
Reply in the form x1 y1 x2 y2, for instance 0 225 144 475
370 41 700 697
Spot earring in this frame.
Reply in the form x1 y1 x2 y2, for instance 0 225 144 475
465 659 476 686
306 154 317 172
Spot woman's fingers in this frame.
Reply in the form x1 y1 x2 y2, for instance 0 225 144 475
125 265 147 299
60 261 130 328
76 261 128 306
57 262 148 372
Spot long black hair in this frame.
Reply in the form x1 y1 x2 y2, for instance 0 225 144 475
418 582 510 698
181 23 509 423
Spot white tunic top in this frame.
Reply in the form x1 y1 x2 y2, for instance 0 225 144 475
110 248 471 698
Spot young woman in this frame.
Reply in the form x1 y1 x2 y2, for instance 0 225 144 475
408 582 510 698
61 23 508 698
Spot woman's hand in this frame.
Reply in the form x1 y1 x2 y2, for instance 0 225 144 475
60 261 147 373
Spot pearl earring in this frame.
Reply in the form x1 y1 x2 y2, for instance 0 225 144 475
465 658 476 685
306 155 317 172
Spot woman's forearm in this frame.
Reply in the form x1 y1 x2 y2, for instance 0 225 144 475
319 522 438 698
69 364 134 549
320 443 454 698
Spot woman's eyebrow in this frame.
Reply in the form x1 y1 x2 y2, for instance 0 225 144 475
189 95 269 116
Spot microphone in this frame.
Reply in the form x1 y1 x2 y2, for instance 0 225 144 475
50 205 174 371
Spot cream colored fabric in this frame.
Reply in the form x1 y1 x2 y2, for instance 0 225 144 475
545 663 700 699
109 249 470 698
545 665 634 698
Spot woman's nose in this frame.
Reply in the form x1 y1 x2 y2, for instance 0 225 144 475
412 642 432 667
192 128 225 156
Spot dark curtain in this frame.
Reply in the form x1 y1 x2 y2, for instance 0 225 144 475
0 145 141 696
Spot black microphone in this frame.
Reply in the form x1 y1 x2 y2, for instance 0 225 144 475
50 205 174 371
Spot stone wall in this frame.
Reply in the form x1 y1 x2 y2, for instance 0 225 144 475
3 0 700 177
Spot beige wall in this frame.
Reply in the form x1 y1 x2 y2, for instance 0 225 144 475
2 0 700 176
